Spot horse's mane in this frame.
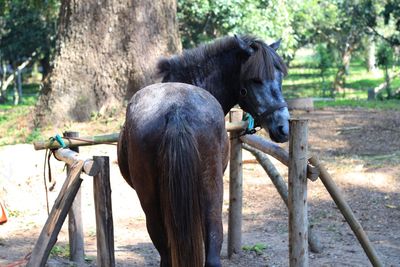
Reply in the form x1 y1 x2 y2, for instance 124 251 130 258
240 36 288 80
157 35 287 82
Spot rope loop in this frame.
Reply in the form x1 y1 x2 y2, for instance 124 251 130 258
242 113 260 136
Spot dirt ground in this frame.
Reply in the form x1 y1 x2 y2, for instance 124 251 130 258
0 108 399 267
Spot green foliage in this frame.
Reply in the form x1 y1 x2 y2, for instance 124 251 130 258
0 84 41 145
0 83 41 106
177 0 298 59
376 44 394 67
314 44 335 96
376 43 396 98
242 243 268 254
50 244 70 258
6 208 22 218
290 1 339 46
0 0 60 73
285 49 400 101
25 127 43 143
315 45 335 71
381 0 400 45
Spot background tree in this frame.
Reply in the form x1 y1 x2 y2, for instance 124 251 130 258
371 0 400 46
315 44 335 97
377 43 395 98
177 0 298 60
35 0 181 125
0 0 59 104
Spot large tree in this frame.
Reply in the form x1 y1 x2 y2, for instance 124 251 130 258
35 0 181 125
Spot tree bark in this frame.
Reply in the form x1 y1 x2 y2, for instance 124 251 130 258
384 66 392 98
35 0 181 125
367 36 376 73
333 44 353 96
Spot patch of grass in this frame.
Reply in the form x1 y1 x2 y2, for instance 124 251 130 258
25 127 44 143
84 255 95 263
0 83 41 107
7 209 22 218
50 244 70 258
87 229 96 238
284 48 400 101
242 243 268 255
361 152 400 168
0 83 43 145
0 105 34 145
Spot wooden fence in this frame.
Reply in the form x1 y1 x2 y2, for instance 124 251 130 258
29 117 383 267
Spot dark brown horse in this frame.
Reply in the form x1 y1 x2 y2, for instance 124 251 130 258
118 35 289 267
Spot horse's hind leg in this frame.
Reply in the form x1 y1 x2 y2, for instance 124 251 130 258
142 202 170 267
202 171 224 267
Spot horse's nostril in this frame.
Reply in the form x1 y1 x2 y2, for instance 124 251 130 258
278 125 288 136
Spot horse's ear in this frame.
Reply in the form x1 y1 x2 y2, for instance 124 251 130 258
157 57 171 77
269 39 282 51
234 35 254 58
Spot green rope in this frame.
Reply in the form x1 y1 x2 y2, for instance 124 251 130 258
49 134 67 148
243 113 256 134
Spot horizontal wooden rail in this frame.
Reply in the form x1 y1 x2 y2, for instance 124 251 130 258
240 134 319 181
33 122 248 150
54 148 100 176
34 133 120 150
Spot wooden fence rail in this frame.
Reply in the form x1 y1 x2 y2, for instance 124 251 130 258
29 115 383 267
26 149 113 267
33 122 248 151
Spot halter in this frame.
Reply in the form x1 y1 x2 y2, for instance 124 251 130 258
238 87 288 127
253 102 288 124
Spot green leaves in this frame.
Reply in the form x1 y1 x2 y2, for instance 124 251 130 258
177 0 299 59
377 44 394 67
0 0 59 63
242 243 268 254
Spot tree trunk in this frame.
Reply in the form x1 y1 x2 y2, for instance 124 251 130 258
0 62 8 103
35 0 181 125
333 45 353 96
384 66 392 98
13 69 22 105
40 55 52 80
367 36 376 73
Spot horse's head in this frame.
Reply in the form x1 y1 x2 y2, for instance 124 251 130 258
236 36 289 143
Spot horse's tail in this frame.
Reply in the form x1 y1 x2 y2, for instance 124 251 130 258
159 109 203 267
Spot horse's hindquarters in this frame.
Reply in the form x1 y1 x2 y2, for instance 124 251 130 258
118 82 228 267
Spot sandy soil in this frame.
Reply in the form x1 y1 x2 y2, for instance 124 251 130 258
0 108 399 267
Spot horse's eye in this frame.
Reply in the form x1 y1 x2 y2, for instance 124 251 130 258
251 78 263 84
240 88 248 96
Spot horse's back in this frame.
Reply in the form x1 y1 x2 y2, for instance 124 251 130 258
129 83 225 129
118 82 228 190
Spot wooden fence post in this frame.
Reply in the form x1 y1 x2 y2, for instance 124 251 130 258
64 131 85 264
93 156 115 267
228 109 243 257
27 161 84 267
288 119 309 267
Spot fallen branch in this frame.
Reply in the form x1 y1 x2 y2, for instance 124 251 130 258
374 70 400 94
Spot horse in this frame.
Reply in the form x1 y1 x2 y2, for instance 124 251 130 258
117 35 289 267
